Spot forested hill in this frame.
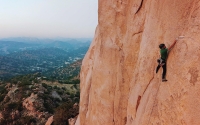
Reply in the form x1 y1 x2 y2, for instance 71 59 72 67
0 39 91 79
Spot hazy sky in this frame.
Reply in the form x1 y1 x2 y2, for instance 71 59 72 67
0 0 98 38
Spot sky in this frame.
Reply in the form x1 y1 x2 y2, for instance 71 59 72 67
0 0 98 39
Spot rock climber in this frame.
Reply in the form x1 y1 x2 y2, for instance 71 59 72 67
156 38 178 82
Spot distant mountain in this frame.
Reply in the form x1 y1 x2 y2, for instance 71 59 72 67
6 48 69 61
43 40 90 51
0 37 92 43
0 38 90 79
0 37 45 43
0 39 91 55
0 41 39 55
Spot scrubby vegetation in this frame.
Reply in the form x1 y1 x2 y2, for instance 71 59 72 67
0 73 80 125
53 102 79 125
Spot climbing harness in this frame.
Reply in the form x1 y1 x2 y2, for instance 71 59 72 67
157 58 165 65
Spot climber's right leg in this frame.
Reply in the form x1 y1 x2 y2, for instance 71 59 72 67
162 63 167 82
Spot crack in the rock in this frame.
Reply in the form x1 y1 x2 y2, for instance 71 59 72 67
135 75 154 117
132 31 143 36
85 70 93 116
147 65 161 125
136 95 141 112
135 65 155 117
135 0 144 14
142 75 154 95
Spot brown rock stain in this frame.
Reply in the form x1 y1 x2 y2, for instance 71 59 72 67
189 68 199 85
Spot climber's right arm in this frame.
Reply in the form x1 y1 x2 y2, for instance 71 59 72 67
168 39 177 51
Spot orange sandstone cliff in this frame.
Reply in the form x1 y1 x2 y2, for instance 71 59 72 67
77 0 200 125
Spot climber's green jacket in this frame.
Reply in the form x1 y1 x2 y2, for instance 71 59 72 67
160 48 168 60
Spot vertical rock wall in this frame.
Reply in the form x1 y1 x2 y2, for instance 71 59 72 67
78 0 200 125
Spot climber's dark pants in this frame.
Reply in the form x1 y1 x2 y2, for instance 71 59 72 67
156 59 167 79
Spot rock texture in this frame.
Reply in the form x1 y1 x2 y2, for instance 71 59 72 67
45 116 54 125
78 0 200 125
69 115 79 125
22 93 46 118
23 93 40 112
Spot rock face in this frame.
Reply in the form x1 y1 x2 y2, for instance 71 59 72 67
22 93 45 117
45 116 54 125
23 93 40 112
78 0 200 125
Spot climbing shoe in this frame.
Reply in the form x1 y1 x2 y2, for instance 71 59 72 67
162 79 168 82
